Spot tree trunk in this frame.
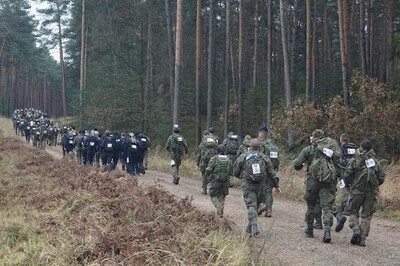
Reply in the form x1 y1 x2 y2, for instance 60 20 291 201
252 0 259 87
173 0 183 125
280 0 292 146
305 0 312 101
224 0 231 138
79 0 85 127
165 0 175 121
207 0 215 128
58 2 66 116
359 0 367 76
337 0 349 106
144 17 153 133
311 0 317 100
238 0 244 137
195 0 202 145
290 0 299 90
385 0 394 85
266 0 272 126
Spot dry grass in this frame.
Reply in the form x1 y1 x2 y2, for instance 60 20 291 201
0 131 260 265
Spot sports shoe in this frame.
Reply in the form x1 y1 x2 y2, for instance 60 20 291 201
335 216 347 232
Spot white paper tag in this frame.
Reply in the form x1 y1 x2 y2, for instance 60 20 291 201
131 144 137 149
170 160 176 166
126 157 130 163
347 148 356 155
252 163 261 174
177 137 183 142
107 143 113 148
270 151 278 158
69 140 73 144
141 138 147 142
206 137 215 143
365 158 376 168
90 142 95 146
323 148 333 158
339 179 346 189
27 127 30 130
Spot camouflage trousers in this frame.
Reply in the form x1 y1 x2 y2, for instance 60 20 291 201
304 178 336 229
338 187 351 214
258 185 274 214
243 185 263 229
170 153 182 184
348 192 377 238
211 195 226 217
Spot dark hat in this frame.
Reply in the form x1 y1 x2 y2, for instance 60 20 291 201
208 127 214 133
360 140 372 151
259 125 268 134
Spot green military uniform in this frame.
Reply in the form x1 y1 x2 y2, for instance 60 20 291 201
293 136 341 242
236 135 251 157
343 148 385 246
259 139 280 217
165 132 188 185
196 131 218 194
233 148 278 237
206 154 230 217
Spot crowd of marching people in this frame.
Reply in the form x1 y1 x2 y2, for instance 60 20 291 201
11 108 150 176
12 108 385 247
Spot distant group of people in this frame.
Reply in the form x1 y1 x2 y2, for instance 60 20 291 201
11 108 151 176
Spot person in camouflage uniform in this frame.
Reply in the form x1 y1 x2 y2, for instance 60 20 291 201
222 131 240 187
236 134 251 157
206 144 230 218
257 126 280 218
293 129 343 243
343 140 385 247
165 125 188 185
196 129 218 195
233 138 280 237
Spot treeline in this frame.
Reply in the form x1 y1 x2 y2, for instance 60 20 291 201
1 0 400 153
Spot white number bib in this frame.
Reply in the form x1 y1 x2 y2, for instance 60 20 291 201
107 143 113 148
252 163 261 174
131 144 137 149
177 137 183 142
323 148 333 158
347 148 356 155
269 151 278 159
339 179 346 189
141 138 147 142
365 159 376 168
90 142 95 146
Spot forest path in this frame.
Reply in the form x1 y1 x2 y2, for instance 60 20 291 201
2 118 400 265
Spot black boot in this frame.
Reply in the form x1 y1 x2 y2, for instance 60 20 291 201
322 229 331 243
350 232 361 245
304 227 314 238
313 218 323 230
335 216 347 232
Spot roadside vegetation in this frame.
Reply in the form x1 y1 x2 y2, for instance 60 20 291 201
0 130 266 265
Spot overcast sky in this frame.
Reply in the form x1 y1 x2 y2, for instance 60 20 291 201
29 0 60 62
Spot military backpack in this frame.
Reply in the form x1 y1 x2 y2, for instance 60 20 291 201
244 152 267 183
172 134 185 153
225 135 240 155
214 155 230 183
201 136 218 165
309 137 341 184
353 153 379 191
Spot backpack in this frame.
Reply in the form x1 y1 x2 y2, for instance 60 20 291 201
201 137 218 165
103 137 114 152
309 137 340 184
342 142 357 162
244 153 267 183
172 134 185 153
126 140 138 155
353 154 379 191
138 136 148 152
226 135 240 155
263 141 279 170
213 155 230 182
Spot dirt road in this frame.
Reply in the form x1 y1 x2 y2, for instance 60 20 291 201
3 119 400 265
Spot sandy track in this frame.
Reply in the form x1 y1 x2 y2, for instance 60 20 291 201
2 118 400 265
